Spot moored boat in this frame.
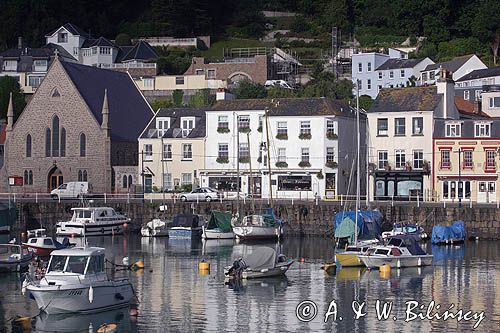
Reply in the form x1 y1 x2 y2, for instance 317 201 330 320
56 207 130 237
382 223 428 241
141 219 169 237
232 208 283 240
202 211 234 239
224 247 293 279
0 244 33 272
336 239 380 267
358 235 433 269
168 214 203 239
25 246 134 314
23 237 72 257
431 220 466 245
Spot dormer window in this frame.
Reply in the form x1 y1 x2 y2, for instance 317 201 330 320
58 32 68 43
3 60 17 71
474 122 491 137
33 60 48 72
181 117 195 137
445 123 461 137
156 117 170 136
489 97 500 108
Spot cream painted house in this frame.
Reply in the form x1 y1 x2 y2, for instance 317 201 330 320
138 108 206 194
135 74 226 99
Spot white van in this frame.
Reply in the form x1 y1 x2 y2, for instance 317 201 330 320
50 182 90 199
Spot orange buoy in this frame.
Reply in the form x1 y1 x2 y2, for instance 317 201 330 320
300 258 305 263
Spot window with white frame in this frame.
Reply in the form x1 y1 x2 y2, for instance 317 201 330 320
163 173 172 191
218 115 229 129
181 118 195 137
440 150 451 168
238 115 250 130
207 69 216 79
258 115 263 129
489 97 500 108
300 121 311 135
326 119 336 135
301 148 309 162
367 62 372 72
463 150 473 168
92 47 97 54
474 122 491 137
156 117 170 136
73 47 79 56
58 32 68 43
28 76 44 88
378 85 382 92
277 122 287 135
445 123 461 137
413 150 423 169
429 71 435 80
389 71 394 79
181 173 192 185
99 47 111 55
400 70 405 78
218 143 228 158
182 143 192 160
475 90 481 101
358 80 362 90
195 69 204 75
395 150 406 169
175 76 184 85
377 118 388 136
144 144 153 161
33 60 47 71
378 72 382 80
358 63 362 73
326 147 335 162
412 117 423 135
395 118 406 136
367 79 371 90
239 143 249 159
464 90 470 100
378 151 388 170
421 72 427 81
486 150 496 169
277 148 286 162
144 78 154 88
163 144 172 160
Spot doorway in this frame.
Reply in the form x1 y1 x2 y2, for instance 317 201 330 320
48 166 63 192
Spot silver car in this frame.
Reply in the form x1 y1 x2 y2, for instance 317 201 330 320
179 187 223 202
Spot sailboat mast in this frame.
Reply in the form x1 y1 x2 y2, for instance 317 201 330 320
161 136 166 206
236 114 240 215
247 132 256 213
265 108 273 208
355 80 360 245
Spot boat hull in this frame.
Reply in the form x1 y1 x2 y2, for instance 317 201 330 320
168 227 202 239
56 222 125 237
336 253 364 267
225 260 294 279
0 255 32 272
202 226 234 239
23 245 55 257
359 255 433 269
232 226 281 240
141 228 169 237
27 280 133 314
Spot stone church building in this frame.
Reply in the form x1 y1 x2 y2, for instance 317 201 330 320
2 57 153 193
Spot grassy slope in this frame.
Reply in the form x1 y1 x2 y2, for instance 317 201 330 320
200 39 273 60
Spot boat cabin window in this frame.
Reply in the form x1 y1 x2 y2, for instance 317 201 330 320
43 239 53 246
86 254 105 274
66 256 87 274
76 211 92 219
99 210 108 217
374 249 390 255
30 239 37 244
405 226 417 233
362 247 369 252
48 255 67 272
348 247 361 252
390 248 402 256
388 238 404 247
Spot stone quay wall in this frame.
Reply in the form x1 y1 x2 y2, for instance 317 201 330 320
13 201 500 240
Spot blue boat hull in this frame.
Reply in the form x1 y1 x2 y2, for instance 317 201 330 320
168 227 202 239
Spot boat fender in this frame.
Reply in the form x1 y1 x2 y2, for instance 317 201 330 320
122 257 130 265
89 286 94 303
115 293 124 301
21 277 28 296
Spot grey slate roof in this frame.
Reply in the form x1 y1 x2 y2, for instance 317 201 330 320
212 98 357 118
369 86 441 113
0 44 75 72
456 67 500 82
424 54 474 72
140 108 206 139
117 41 158 63
376 58 426 71
60 61 153 142
434 118 500 138
46 23 91 38
82 37 116 48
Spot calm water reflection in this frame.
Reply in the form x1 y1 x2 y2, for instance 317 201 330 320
0 236 499 332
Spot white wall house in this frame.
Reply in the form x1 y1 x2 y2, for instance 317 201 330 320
200 98 366 200
481 85 500 118
45 23 87 60
420 54 487 86
351 52 390 98
455 67 500 103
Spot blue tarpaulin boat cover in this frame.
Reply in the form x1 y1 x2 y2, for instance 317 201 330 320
431 220 465 244
333 210 383 241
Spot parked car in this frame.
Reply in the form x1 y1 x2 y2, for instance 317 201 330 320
50 182 91 199
179 187 223 202
264 80 293 89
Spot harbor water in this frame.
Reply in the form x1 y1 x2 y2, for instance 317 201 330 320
1 235 499 332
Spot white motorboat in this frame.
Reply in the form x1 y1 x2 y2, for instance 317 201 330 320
358 235 433 269
224 246 293 279
56 207 130 237
232 209 283 240
382 223 428 241
0 244 33 272
23 237 72 257
25 246 134 314
202 211 234 239
141 219 169 237
168 214 203 239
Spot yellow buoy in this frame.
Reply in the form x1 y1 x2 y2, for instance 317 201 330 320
379 264 391 274
131 260 145 271
379 270 391 279
199 261 210 271
98 323 118 333
13 316 32 331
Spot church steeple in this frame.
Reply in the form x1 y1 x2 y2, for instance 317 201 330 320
101 89 110 136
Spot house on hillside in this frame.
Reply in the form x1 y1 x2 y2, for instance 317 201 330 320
420 54 487 86
455 67 500 103
1 57 153 193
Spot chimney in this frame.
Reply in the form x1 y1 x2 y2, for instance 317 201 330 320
216 88 234 101
17 37 22 49
101 89 110 136
473 100 481 114
436 67 458 119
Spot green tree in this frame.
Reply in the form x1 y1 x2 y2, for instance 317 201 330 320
267 86 297 99
189 89 215 107
358 95 373 111
472 0 500 65
0 76 25 121
172 90 184 106
150 98 175 111
436 38 488 62
114 33 132 46
233 79 267 99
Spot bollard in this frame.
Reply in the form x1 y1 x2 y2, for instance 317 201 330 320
340 194 343 206
58 194 61 204
104 193 107 204
444 200 446 208
391 195 394 207
150 196 153 204
127 193 130 204
469 200 472 208
417 194 420 207
13 193 16 203
35 193 38 204
291 198 294 206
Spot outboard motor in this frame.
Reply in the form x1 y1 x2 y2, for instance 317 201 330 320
226 258 247 279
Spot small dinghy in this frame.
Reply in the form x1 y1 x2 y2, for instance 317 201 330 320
202 211 234 239
141 219 169 237
23 237 72 257
0 244 33 272
224 247 293 279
